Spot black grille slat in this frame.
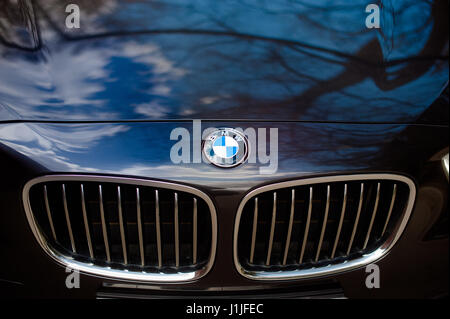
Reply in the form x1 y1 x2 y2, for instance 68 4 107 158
28 180 213 274
237 178 411 273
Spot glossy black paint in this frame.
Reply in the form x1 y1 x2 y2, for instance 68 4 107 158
0 0 448 123
0 121 448 188
0 0 448 298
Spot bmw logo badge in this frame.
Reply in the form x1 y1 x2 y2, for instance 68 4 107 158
203 128 248 168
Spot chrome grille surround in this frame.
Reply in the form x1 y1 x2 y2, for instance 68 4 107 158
233 174 416 281
23 175 217 283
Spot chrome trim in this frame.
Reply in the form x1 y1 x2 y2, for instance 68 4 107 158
98 185 111 262
174 192 180 268
202 128 249 168
62 184 76 253
193 198 198 264
249 197 258 264
282 189 295 265
136 187 145 267
233 174 416 281
330 184 347 259
80 184 94 259
117 186 128 265
315 185 330 262
298 187 313 264
346 183 364 255
381 184 397 236
265 192 277 266
43 185 57 242
155 189 162 269
23 175 218 283
442 153 449 182
363 182 380 250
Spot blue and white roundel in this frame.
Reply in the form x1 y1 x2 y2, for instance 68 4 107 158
203 128 248 168
212 135 239 159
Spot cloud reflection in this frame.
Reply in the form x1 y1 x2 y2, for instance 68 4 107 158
0 0 447 123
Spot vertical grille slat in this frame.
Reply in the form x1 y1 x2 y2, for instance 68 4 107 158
136 187 145 267
26 177 216 281
43 185 57 242
346 183 364 255
330 184 347 259
235 175 414 279
315 185 330 262
265 192 277 266
80 184 94 259
99 185 111 262
363 182 381 249
62 184 76 253
282 189 295 265
193 197 198 265
174 192 180 268
381 184 397 237
249 197 258 264
117 186 128 265
298 187 313 264
154 189 162 268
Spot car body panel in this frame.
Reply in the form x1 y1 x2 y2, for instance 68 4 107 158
0 0 448 123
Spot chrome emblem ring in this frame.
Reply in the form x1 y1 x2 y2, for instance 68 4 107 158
203 128 248 168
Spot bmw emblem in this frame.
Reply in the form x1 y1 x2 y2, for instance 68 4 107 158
203 128 248 168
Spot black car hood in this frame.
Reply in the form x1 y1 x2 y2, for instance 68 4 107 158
0 0 448 123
